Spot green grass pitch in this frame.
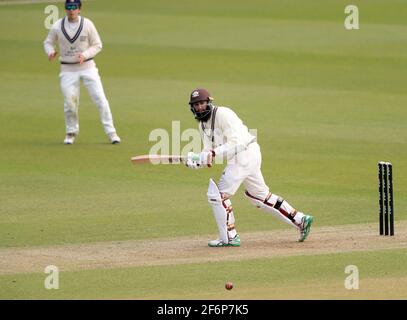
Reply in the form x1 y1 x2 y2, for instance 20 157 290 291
0 0 406 299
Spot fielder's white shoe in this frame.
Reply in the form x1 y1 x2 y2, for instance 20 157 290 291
64 133 76 145
108 132 121 144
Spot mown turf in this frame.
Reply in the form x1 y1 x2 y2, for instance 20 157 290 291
0 0 406 299
1 248 407 299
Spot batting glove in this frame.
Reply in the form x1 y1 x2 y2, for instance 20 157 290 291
185 151 213 169
199 150 213 167
186 152 202 170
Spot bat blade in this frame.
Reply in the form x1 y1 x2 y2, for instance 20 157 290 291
131 154 186 165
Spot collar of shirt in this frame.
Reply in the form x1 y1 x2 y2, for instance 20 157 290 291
67 18 81 30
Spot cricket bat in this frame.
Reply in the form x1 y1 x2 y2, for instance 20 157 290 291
131 154 186 165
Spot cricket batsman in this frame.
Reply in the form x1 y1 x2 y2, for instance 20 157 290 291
186 88 314 247
43 0 121 145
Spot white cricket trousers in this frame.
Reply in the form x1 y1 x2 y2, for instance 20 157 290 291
59 67 117 135
216 142 305 229
218 142 269 198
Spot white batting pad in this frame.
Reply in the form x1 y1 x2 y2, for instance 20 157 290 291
207 178 229 244
245 191 300 230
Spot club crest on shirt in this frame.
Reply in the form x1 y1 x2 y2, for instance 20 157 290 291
80 36 87 41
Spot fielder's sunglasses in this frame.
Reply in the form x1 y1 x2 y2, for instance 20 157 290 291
65 4 79 10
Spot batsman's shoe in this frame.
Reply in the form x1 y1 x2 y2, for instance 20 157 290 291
299 215 313 242
64 133 76 145
208 234 240 247
108 132 121 144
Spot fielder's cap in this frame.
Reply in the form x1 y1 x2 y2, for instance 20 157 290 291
189 88 213 105
65 0 82 6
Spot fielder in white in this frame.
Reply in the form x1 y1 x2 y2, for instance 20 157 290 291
43 0 121 145
186 88 314 247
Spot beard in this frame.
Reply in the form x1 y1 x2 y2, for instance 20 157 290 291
196 111 212 123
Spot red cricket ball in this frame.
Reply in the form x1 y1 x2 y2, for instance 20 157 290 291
225 281 233 290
